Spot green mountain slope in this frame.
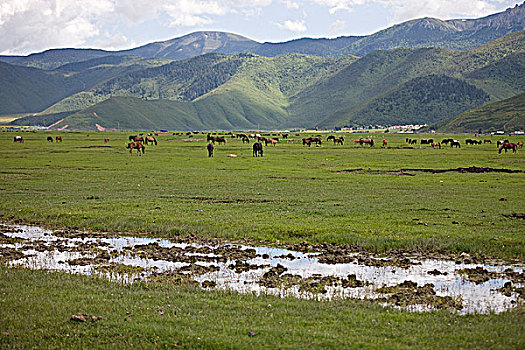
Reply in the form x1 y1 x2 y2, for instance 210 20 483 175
55 97 200 130
0 62 77 114
319 75 490 127
313 31 525 128
433 92 525 133
0 56 171 115
7 30 525 131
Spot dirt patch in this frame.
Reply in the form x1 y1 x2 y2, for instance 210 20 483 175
257 264 370 293
183 196 273 204
68 251 111 266
497 282 525 298
0 247 33 261
336 166 523 175
456 266 505 284
376 281 463 310
503 213 525 220
71 313 104 322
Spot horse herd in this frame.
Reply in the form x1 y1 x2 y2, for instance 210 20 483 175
11 133 522 156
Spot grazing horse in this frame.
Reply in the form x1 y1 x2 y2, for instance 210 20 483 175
431 142 441 149
242 136 250 143
420 139 433 145
518 141 524 147
129 136 144 143
357 138 374 147
484 139 492 144
56 136 62 142
14 136 24 143
382 139 387 147
253 142 263 157
465 139 481 145
126 141 145 155
499 142 518 153
327 135 336 142
144 136 157 145
265 138 278 146
214 136 226 145
104 138 109 144
334 138 344 145
303 137 320 146
441 138 453 145
207 142 214 157
450 140 461 148
47 136 53 142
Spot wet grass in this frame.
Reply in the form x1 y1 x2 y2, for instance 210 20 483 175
1 131 523 258
0 266 524 349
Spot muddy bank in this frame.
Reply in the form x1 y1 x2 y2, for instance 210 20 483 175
1 224 523 315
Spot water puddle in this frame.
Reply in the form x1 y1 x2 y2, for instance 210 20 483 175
1 224 523 314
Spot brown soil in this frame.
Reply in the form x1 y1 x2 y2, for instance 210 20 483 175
376 281 463 310
336 166 523 175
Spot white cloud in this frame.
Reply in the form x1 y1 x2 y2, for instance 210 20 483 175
281 0 300 9
382 0 505 22
310 0 519 20
329 20 346 32
93 33 135 51
276 19 307 32
0 0 113 55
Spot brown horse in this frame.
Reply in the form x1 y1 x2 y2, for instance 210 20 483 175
104 138 109 144
126 141 145 155
265 138 278 146
145 136 157 145
431 142 441 149
499 142 517 153
334 138 343 145
56 136 62 142
382 139 387 147
357 138 374 147
483 139 492 144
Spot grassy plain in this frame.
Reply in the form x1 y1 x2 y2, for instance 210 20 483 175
1 131 523 258
1 130 524 349
1 265 524 349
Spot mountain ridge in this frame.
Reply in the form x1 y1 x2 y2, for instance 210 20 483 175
1 2 523 69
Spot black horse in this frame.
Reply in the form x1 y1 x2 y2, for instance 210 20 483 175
207 143 214 157
450 140 461 148
253 142 263 157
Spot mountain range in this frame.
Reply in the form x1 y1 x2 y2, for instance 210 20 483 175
2 2 525 132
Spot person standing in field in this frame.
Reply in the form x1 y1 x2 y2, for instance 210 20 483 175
207 142 214 157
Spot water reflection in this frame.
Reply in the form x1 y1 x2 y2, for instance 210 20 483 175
1 224 523 314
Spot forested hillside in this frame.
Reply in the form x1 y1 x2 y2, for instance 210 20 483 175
433 92 525 133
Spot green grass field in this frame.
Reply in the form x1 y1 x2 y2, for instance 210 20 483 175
1 131 523 257
1 130 524 348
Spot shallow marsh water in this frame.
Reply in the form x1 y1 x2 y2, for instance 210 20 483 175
1 224 523 315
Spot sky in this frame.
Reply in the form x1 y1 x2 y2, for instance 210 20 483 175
0 0 522 55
